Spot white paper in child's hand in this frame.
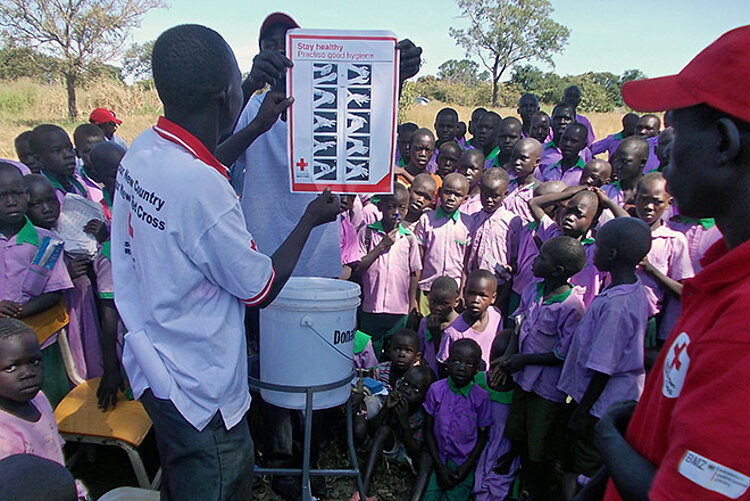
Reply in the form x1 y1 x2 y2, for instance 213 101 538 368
56 194 105 257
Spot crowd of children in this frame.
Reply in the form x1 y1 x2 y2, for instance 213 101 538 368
341 91 720 500
0 25 731 501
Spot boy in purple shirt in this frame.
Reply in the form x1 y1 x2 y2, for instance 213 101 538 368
591 113 639 160
558 218 651 480
579 158 612 189
633 173 694 346
424 338 492 501
457 149 485 217
517 93 540 138
503 138 542 224
356 185 422 358
541 123 588 186
437 270 503 372
14 131 43 174
501 236 587 500
434 108 460 151
418 276 459 376
415 173 471 314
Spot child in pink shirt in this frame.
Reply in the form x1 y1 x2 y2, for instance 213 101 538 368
437 270 503 372
357 185 422 358
415 173 472 314
602 136 650 216
467 169 521 284
503 138 542 225
436 142 461 179
417 276 460 376
457 149 485 217
633 173 694 345
0 319 87 499
0 165 73 406
558 218 652 481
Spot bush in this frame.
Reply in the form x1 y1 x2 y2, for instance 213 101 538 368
0 80 38 113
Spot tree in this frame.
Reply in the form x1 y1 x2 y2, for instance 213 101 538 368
450 0 570 106
122 40 154 82
0 0 166 119
509 64 546 92
437 58 489 87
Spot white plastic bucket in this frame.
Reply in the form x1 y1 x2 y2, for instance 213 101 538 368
259 277 361 410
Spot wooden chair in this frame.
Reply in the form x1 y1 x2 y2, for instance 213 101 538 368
54 378 160 490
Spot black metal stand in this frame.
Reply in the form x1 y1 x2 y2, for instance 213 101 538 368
248 356 367 501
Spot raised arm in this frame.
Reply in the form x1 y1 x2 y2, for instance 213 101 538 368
528 185 586 223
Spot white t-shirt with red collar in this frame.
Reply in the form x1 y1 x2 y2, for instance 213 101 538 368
111 117 275 431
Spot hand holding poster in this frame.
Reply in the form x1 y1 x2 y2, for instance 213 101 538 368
286 29 399 194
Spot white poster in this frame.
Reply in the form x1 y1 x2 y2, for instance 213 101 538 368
286 29 399 194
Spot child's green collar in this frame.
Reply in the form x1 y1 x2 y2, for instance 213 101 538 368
474 372 513 404
436 205 459 222
14 217 39 246
536 282 575 305
448 376 473 397
367 220 411 236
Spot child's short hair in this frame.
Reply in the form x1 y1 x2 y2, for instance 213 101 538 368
637 171 667 193
436 107 459 121
398 122 418 136
29 124 67 155
449 338 482 366
481 167 509 186
565 122 588 139
381 183 408 202
14 130 32 148
543 236 587 278
412 172 437 193
391 328 420 350
23 173 54 192
430 275 459 296
438 141 461 156
534 180 567 198
410 128 435 146
0 318 36 342
552 103 575 118
73 123 104 146
459 148 485 166
152 24 237 112
619 135 650 158
467 268 498 291
599 218 652 267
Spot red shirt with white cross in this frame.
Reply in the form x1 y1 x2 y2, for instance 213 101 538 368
604 237 750 500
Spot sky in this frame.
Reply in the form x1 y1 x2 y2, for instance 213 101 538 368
130 0 750 80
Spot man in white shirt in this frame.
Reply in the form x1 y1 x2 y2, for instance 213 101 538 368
111 24 339 500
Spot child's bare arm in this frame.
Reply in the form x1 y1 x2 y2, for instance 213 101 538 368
592 187 630 218
503 351 562 374
640 258 683 297
97 299 124 410
18 292 61 318
424 414 454 490
393 398 421 460
453 426 489 482
569 371 610 433
216 91 293 167
409 271 419 312
528 185 586 223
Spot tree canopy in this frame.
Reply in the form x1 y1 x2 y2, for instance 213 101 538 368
449 0 569 106
0 0 165 119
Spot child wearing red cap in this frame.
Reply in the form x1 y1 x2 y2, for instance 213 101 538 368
595 26 750 501
89 107 127 150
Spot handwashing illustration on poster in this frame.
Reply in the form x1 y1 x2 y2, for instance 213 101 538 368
286 29 399 193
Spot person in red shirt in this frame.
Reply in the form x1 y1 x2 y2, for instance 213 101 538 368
592 26 750 501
